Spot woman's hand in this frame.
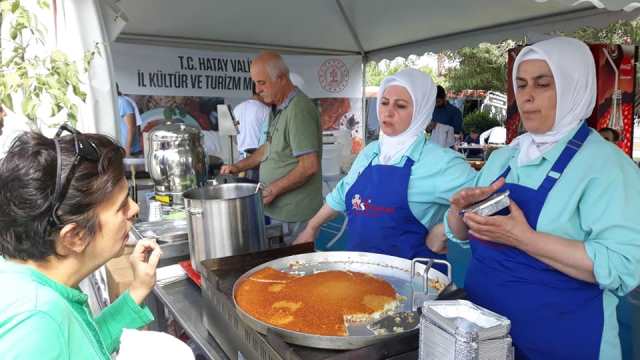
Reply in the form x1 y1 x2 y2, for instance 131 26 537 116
293 225 318 245
292 204 339 245
463 201 535 249
425 223 447 254
446 178 505 241
450 177 506 213
128 238 163 305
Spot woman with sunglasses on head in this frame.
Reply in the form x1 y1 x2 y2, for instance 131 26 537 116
440 37 640 359
0 129 161 359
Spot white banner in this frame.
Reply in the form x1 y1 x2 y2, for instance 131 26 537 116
112 43 363 98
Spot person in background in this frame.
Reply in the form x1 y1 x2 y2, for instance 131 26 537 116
598 127 620 143
463 128 483 158
117 84 142 156
439 37 640 359
432 85 463 136
427 121 456 148
233 83 270 158
479 125 507 145
221 51 322 243
0 127 161 359
464 128 480 144
294 69 476 265
428 85 463 148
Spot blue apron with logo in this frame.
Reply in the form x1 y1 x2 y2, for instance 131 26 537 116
344 155 445 263
465 122 604 359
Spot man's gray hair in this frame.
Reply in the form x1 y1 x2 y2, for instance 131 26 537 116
265 56 290 81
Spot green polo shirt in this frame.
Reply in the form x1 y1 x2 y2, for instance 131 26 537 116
260 88 323 222
0 257 154 359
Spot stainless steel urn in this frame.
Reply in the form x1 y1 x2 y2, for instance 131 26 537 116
183 183 267 272
146 121 208 202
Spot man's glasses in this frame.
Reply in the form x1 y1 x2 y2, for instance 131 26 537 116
50 124 100 226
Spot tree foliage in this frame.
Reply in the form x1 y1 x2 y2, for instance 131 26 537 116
463 110 500 135
365 58 446 88
0 0 98 128
444 42 514 93
565 19 640 45
365 61 406 86
365 42 511 93
365 20 640 96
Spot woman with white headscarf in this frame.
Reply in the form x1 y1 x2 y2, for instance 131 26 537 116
442 37 640 359
294 68 476 263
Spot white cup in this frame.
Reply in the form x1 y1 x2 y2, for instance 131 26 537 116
148 201 162 222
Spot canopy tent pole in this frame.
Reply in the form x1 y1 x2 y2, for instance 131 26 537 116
335 0 365 57
335 0 369 146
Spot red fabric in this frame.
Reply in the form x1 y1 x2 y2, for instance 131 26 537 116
179 260 201 287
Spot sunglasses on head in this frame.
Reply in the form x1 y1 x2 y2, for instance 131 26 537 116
50 124 100 226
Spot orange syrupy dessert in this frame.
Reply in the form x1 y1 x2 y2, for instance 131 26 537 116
235 267 401 336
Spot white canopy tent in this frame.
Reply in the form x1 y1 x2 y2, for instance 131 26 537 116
81 0 636 139
4 0 639 147
110 0 640 61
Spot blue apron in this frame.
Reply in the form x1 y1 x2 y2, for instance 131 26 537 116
344 155 446 263
465 122 604 359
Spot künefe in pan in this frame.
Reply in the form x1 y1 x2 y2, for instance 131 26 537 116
235 267 402 336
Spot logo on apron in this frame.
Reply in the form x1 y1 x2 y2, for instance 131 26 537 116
351 194 394 217
351 194 366 211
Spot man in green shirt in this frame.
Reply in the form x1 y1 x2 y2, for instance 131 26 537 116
222 52 323 243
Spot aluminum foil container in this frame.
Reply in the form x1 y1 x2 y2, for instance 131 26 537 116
460 190 510 217
424 300 510 340
419 319 478 360
419 300 513 360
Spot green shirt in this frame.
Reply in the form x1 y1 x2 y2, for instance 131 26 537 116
260 88 323 222
444 124 640 359
0 258 154 359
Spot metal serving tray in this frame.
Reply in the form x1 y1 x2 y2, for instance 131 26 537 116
232 251 452 350
132 219 188 243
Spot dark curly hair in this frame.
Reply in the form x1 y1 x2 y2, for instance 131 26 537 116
0 131 125 260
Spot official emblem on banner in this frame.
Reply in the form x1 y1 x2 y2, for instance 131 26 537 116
318 59 349 93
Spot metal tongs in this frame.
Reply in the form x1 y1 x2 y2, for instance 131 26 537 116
367 258 456 335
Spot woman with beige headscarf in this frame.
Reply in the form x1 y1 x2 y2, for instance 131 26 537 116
441 37 640 359
294 68 476 266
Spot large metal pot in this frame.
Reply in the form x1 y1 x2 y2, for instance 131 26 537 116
207 174 258 186
183 183 267 272
146 121 208 202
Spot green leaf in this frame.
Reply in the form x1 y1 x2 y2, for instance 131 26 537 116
37 0 50 9
1 95 13 112
5 72 21 88
0 2 98 128
21 96 37 122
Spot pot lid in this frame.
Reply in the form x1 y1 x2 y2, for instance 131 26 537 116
150 121 202 141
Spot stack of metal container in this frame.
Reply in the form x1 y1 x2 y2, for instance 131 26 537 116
419 300 513 360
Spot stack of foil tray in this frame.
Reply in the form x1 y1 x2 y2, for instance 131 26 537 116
419 300 513 360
